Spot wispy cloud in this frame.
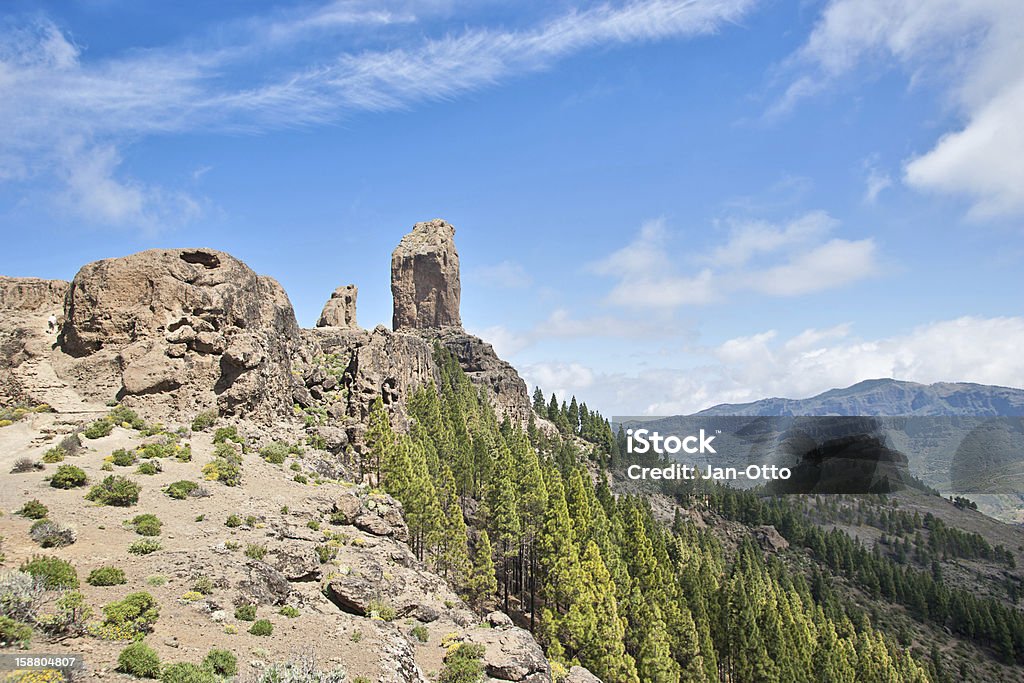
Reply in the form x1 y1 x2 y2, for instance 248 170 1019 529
589 212 879 310
772 0 1024 219
467 260 533 289
0 0 757 230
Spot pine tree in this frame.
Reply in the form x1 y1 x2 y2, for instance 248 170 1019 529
468 530 498 609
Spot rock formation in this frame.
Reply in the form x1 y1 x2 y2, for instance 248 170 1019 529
0 276 68 311
391 219 461 330
317 284 358 328
56 248 303 420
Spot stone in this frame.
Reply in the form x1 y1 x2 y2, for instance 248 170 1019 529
269 543 321 582
237 561 292 606
391 219 461 330
565 666 603 683
0 277 69 311
468 625 550 682
486 611 513 629
322 574 380 616
317 285 358 328
56 248 303 421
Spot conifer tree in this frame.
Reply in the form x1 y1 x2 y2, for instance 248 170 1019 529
468 530 498 609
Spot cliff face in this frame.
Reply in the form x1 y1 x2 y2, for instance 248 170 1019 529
0 276 68 312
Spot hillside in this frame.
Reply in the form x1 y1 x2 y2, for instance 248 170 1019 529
2 222 1023 683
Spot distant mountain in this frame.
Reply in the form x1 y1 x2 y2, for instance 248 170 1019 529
695 378 1024 417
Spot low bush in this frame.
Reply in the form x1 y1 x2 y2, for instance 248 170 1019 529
137 460 162 475
112 448 137 467
439 643 486 683
59 432 83 456
30 519 76 548
109 405 146 430
234 604 256 621
254 657 347 683
0 615 32 648
191 410 217 432
20 555 78 589
213 426 242 445
203 648 237 676
51 464 88 489
10 457 43 474
86 475 140 506
244 544 266 560
87 566 127 586
225 514 242 528
129 540 162 555
259 442 289 465
202 457 241 486
175 445 193 462
165 480 199 500
279 606 300 618
138 442 175 460
41 446 66 463
192 577 215 595
0 571 46 621
367 599 396 622
315 544 337 564
17 499 49 519
131 514 163 537
160 662 217 683
248 619 273 636
83 419 114 439
99 592 159 636
117 641 161 678
36 589 92 635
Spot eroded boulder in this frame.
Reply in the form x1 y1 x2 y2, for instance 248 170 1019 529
317 284 358 328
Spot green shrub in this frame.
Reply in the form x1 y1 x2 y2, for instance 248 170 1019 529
17 499 49 519
83 419 114 439
367 599 395 621
165 480 199 500
42 446 66 463
410 625 429 643
245 515 258 527
109 405 146 430
87 566 127 586
175 444 193 462
35 589 92 635
315 544 337 564
118 641 161 677
0 615 33 648
137 460 162 475
131 514 163 537
86 475 140 506
10 457 43 473
225 514 242 528
101 592 159 634
255 659 347 683
307 520 320 531
192 577 215 595
20 555 78 589
51 464 88 489
244 544 266 560
279 606 300 618
191 411 217 432
112 448 137 466
129 540 162 555
259 442 289 465
248 619 273 636
30 519 76 548
138 442 175 460
294 474 308 484
234 603 256 621
213 426 242 445
202 457 241 486
160 662 217 683
439 643 486 683
202 648 237 676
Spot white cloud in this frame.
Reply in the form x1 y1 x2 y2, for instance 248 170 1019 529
863 165 892 204
778 0 1024 218
0 1 757 229
545 316 1024 415
521 361 594 402
590 213 878 309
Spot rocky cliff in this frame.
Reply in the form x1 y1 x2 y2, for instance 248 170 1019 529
0 276 68 312
391 219 462 331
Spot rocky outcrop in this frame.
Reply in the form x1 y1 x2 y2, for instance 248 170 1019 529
467 616 551 683
317 285 358 328
565 666 603 683
391 219 461 331
0 276 68 311
55 248 303 420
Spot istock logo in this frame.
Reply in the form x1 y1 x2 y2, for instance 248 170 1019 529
627 428 716 455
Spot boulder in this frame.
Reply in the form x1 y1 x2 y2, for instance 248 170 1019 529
565 666 603 683
468 625 550 682
391 219 461 330
237 561 292 606
56 248 303 420
322 573 382 616
317 285 358 328
269 543 321 582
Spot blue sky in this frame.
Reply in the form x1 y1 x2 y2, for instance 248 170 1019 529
1 0 1023 415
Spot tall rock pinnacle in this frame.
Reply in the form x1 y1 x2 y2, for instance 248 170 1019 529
391 219 462 331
